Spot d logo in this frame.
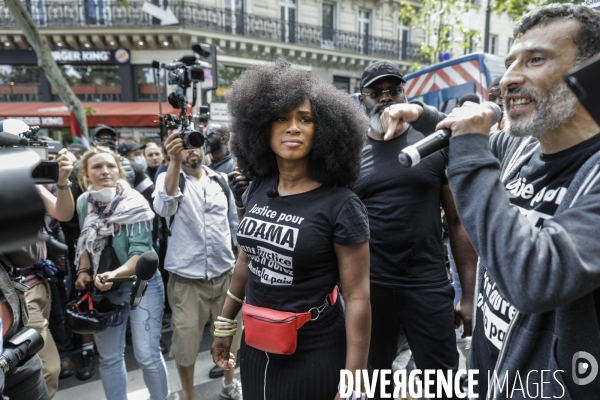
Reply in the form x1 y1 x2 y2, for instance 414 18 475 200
572 351 598 385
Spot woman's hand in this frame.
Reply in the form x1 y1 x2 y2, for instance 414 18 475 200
74 271 93 291
56 148 74 186
211 336 235 370
94 270 117 291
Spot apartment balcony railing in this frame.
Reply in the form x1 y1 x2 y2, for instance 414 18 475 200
0 0 421 62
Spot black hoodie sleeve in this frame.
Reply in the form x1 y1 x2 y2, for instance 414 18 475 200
447 133 600 314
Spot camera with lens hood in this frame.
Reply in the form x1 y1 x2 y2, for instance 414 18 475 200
153 52 211 149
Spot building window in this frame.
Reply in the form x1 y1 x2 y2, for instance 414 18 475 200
25 0 47 26
333 76 350 93
507 37 514 51
280 0 297 43
0 65 42 102
224 0 244 34
53 65 121 102
358 9 371 54
399 20 411 60
463 29 478 55
212 66 246 103
322 2 336 48
84 0 112 26
134 66 166 101
489 34 498 55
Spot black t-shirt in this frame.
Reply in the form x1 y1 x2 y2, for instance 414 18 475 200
352 127 449 288
473 132 600 397
238 174 370 313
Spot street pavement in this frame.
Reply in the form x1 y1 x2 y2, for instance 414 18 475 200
54 314 469 400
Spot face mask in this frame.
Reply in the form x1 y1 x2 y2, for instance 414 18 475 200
204 141 213 155
134 156 148 170
89 186 116 203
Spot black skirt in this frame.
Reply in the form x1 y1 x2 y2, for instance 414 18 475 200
239 301 346 400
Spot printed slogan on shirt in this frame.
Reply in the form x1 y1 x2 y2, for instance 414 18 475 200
237 215 300 286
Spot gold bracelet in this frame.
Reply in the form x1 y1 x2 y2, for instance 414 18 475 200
227 290 244 304
214 316 238 337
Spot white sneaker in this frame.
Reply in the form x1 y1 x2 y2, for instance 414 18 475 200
221 378 243 400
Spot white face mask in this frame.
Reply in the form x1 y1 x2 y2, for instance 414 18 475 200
89 186 117 203
134 156 148 170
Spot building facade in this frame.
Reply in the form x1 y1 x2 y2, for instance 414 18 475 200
0 0 424 142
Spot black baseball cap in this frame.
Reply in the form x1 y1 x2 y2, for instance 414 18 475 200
360 61 406 91
117 141 146 156
92 125 118 138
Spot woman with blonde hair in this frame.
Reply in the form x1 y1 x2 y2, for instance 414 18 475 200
73 146 168 400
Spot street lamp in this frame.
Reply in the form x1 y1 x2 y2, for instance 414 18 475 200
484 0 492 52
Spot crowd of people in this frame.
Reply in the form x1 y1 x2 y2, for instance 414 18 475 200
0 3 599 400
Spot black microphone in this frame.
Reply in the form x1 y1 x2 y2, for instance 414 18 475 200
0 132 28 147
398 101 502 167
179 55 198 66
101 275 137 283
266 189 279 199
130 251 159 310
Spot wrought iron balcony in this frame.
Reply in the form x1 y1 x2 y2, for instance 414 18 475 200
0 0 421 62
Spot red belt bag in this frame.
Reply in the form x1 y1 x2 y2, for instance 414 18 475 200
242 286 339 355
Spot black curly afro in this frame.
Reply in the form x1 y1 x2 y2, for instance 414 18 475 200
227 59 368 187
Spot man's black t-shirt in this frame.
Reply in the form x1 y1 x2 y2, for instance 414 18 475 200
238 174 370 313
352 126 448 289
473 132 600 398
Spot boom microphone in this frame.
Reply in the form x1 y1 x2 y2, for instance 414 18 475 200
398 101 502 167
0 132 28 147
130 251 159 310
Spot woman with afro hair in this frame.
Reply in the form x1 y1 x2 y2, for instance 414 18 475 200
212 59 371 400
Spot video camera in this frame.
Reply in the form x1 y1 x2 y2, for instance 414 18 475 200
0 120 58 184
152 53 208 149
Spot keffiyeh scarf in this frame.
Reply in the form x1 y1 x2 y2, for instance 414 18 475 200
74 180 154 274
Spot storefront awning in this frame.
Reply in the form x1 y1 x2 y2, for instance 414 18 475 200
0 102 180 128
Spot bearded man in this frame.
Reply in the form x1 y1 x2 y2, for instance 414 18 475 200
352 61 478 399
436 4 600 399
153 132 242 400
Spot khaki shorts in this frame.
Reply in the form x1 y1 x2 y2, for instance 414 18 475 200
168 270 243 367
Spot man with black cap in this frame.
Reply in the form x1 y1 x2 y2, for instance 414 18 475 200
117 140 147 170
352 61 477 399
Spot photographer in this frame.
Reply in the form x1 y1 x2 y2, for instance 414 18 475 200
0 244 50 400
1 120 74 398
25 148 73 399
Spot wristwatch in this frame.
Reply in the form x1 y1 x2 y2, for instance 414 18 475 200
56 181 72 190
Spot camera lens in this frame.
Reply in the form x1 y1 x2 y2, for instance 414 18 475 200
181 130 205 149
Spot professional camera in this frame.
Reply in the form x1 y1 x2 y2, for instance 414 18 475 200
153 48 215 148
0 328 44 374
0 119 58 184
162 113 204 149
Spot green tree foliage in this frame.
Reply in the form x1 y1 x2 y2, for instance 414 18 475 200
492 0 584 20
399 0 475 65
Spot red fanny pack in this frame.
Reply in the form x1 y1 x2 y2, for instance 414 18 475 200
242 286 339 355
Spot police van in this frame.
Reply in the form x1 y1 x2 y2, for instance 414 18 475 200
404 52 506 113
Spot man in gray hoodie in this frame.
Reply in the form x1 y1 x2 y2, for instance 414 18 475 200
437 4 600 399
